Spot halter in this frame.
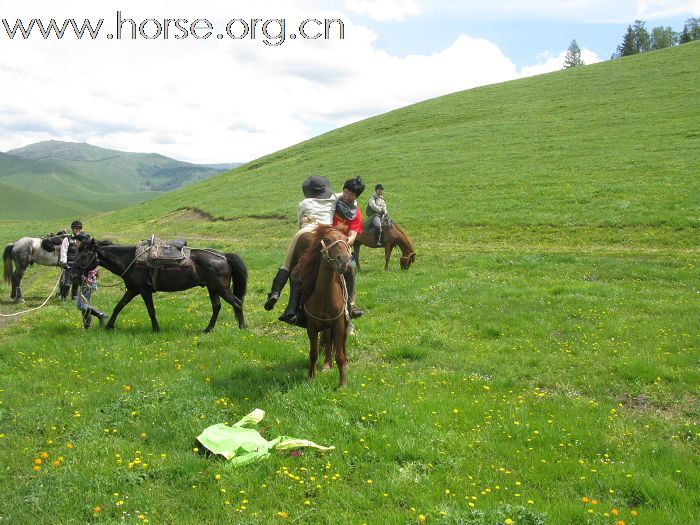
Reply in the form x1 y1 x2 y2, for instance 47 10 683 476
320 238 351 272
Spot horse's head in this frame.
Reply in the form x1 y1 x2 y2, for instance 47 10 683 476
320 229 352 274
75 238 99 273
400 252 416 270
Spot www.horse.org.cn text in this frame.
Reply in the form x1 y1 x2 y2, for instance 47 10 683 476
1 12 346 46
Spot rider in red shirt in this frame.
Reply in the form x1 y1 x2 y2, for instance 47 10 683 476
332 177 365 318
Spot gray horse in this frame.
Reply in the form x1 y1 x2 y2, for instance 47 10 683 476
3 234 64 303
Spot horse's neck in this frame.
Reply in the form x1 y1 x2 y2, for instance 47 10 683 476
98 245 135 275
311 262 342 305
392 227 413 255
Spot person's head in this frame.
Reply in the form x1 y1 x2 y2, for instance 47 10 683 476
375 183 384 195
341 177 365 203
70 220 83 235
302 176 333 199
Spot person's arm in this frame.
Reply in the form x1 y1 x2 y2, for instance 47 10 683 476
346 230 358 246
59 238 69 266
367 194 380 214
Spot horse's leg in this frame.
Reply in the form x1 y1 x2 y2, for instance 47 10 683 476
334 323 349 386
307 326 320 379
140 291 160 332
13 265 26 303
384 243 393 271
220 287 246 329
204 288 221 333
321 329 334 371
106 289 138 330
354 245 362 272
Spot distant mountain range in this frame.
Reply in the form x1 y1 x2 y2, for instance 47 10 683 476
0 140 242 220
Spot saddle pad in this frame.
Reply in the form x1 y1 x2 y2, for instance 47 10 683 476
136 236 190 267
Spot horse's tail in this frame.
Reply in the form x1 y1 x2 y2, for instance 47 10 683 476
3 244 14 284
225 253 248 303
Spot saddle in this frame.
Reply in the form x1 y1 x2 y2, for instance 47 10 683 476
136 235 190 268
136 235 192 289
40 231 67 252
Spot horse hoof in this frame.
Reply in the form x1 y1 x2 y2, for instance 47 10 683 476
238 323 247 330
203 328 213 333
14 298 25 304
321 364 333 372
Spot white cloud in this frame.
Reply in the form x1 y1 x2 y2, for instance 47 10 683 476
0 0 692 164
0 1 519 163
636 0 700 19
343 0 421 21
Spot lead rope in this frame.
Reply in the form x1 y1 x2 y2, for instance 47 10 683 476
0 274 62 318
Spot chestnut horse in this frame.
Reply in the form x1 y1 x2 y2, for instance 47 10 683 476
296 226 353 386
353 222 416 271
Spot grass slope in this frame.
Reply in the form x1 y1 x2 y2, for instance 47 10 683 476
0 43 698 524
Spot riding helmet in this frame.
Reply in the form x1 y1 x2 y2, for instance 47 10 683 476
71 220 83 229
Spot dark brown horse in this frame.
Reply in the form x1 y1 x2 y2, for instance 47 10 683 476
75 239 247 332
354 222 416 271
296 226 353 386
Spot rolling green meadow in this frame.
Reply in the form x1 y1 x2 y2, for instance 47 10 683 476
0 42 698 524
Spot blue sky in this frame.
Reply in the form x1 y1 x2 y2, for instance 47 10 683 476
0 1 697 163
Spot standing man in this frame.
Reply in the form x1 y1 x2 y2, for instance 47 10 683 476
58 220 89 302
71 233 108 329
365 183 388 246
333 177 366 319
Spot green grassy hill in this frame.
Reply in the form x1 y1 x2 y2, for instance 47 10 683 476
0 43 698 524
97 42 698 250
8 140 236 192
0 142 241 221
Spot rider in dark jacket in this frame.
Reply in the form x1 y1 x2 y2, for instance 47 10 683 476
58 220 88 301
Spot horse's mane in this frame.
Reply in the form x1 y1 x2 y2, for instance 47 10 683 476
391 223 415 254
297 225 346 300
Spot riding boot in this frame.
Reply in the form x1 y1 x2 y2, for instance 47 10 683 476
279 279 302 324
375 229 382 246
82 309 92 329
264 268 290 311
344 269 364 318
89 307 108 327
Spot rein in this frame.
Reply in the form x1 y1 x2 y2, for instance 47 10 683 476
304 239 351 322
303 276 348 322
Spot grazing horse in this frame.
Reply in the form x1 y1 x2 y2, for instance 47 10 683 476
296 225 353 386
353 222 416 271
3 232 66 303
75 239 247 332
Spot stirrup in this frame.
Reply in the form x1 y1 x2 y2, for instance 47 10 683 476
278 312 296 324
349 305 364 319
264 291 280 311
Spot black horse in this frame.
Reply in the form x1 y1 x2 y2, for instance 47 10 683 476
75 239 247 332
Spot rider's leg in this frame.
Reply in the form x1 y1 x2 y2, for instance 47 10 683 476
344 265 364 318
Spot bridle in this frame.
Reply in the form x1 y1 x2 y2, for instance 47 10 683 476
320 238 351 272
303 237 351 322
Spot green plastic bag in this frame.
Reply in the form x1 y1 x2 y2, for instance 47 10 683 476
196 409 334 467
